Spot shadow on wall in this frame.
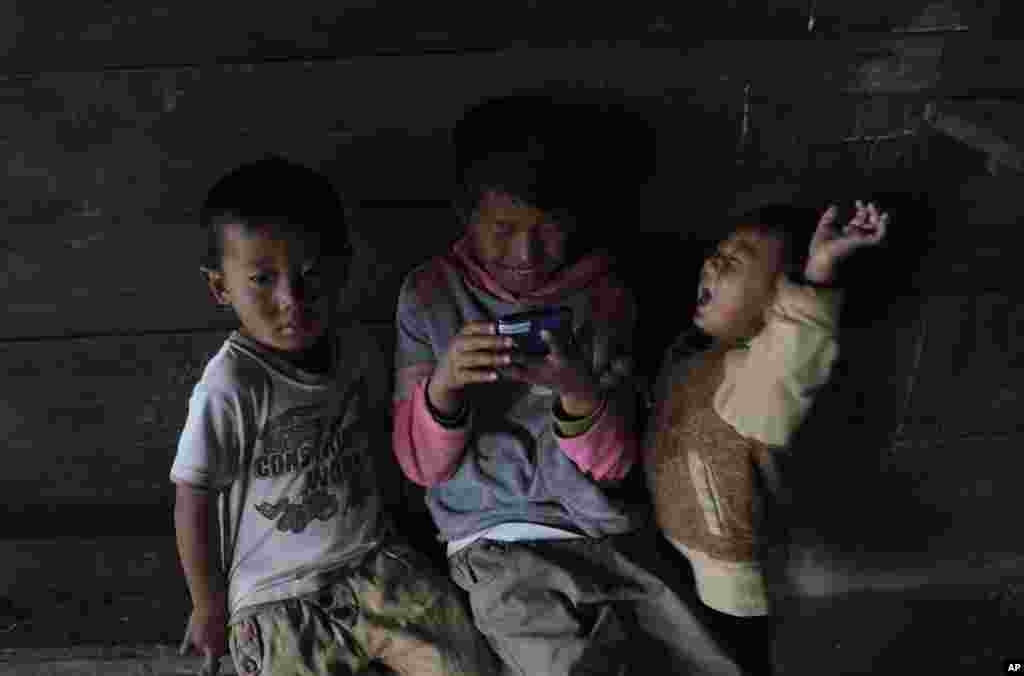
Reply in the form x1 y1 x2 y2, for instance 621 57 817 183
768 180 975 590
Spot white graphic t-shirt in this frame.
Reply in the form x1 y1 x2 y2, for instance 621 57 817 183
170 326 391 619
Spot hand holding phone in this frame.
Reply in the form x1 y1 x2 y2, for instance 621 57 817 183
495 307 573 357
428 320 516 415
495 306 604 416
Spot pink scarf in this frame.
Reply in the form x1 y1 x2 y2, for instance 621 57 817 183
448 236 613 306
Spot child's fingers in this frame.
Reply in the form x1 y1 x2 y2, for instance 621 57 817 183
871 212 889 243
460 350 512 370
456 335 515 355
842 207 888 241
460 320 500 336
849 201 868 228
817 205 838 230
455 365 501 385
866 202 881 224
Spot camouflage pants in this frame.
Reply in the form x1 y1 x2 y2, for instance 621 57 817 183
229 543 501 676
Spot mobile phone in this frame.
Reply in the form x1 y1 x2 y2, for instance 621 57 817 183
495 307 573 357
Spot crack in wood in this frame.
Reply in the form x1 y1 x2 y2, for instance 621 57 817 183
892 311 928 442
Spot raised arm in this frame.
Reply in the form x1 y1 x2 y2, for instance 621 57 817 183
715 200 889 447
713 277 843 447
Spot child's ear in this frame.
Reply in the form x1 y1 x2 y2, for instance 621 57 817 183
200 266 231 306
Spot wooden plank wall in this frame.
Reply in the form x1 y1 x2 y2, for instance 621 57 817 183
1 0 1022 667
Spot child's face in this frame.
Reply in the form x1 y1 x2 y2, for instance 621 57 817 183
203 222 345 354
694 228 785 342
467 190 570 295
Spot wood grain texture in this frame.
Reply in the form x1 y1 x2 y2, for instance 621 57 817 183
3 41 1018 338
0 205 455 339
0 2 699 75
2 2 968 78
0 47 734 338
0 322 398 508
0 537 191 647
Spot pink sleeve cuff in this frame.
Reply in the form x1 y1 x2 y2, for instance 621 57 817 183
556 395 637 482
392 379 470 487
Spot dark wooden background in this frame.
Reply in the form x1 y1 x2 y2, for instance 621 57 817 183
1 1 1022 672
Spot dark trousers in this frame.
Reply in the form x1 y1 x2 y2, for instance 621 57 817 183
448 528 744 676
702 608 778 676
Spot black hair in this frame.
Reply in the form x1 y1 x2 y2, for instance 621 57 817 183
728 204 821 279
454 146 601 265
452 93 656 261
453 145 576 228
199 155 349 270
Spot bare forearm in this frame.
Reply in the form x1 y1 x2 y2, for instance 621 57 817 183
803 256 838 286
174 487 226 612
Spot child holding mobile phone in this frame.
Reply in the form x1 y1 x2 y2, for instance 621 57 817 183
391 144 744 675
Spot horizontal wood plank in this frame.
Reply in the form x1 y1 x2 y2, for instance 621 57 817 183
0 206 455 339
0 46 735 339
0 2 702 75
0 323 397 508
0 46 741 211
807 0 970 34
0 537 191 647
0 2 974 77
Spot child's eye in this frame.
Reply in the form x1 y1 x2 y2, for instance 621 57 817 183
250 272 275 286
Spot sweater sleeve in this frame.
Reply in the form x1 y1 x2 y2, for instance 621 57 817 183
713 276 844 448
391 275 471 488
554 281 639 482
555 388 637 482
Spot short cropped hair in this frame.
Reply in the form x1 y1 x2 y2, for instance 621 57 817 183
199 156 349 270
453 146 580 228
730 204 821 279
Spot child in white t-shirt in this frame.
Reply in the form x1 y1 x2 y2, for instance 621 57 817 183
172 156 499 676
